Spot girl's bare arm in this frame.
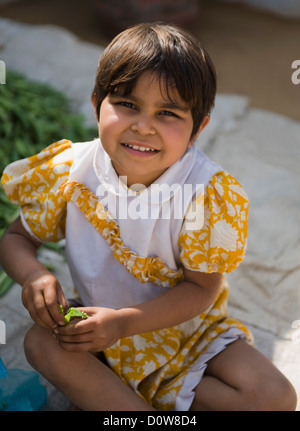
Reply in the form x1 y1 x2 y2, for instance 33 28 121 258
0 217 67 328
119 269 222 336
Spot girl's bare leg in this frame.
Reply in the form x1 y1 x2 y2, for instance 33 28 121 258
191 338 297 411
24 324 155 411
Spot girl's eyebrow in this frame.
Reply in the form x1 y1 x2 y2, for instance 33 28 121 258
110 92 190 113
159 101 190 113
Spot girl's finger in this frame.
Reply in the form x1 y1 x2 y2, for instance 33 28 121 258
43 287 65 326
76 306 98 316
53 331 91 344
54 318 91 335
29 294 57 329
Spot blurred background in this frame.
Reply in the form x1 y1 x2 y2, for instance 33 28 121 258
0 0 299 122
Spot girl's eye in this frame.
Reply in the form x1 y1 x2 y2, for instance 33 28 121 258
117 101 136 110
160 110 178 118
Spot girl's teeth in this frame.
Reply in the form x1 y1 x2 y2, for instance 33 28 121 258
126 144 155 152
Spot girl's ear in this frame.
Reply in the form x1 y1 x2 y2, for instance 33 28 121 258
188 115 210 147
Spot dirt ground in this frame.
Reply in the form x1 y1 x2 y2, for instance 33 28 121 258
0 0 299 122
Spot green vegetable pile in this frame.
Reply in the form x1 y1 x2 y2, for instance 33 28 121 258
0 69 97 296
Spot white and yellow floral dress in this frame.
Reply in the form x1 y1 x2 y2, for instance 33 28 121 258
1 138 253 410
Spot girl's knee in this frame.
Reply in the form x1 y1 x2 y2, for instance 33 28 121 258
197 339 297 411
264 373 297 411
247 367 297 411
24 324 53 370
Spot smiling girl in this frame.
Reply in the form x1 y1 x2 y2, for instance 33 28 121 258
0 22 296 411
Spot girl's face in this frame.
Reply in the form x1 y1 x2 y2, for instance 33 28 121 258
95 71 209 187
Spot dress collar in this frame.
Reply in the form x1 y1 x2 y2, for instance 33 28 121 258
93 138 197 204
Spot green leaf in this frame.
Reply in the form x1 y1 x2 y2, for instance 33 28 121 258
59 306 89 324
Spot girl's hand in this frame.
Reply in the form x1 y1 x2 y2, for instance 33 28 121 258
22 270 67 330
52 307 124 352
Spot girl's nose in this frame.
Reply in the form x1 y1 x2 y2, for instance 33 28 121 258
130 114 156 136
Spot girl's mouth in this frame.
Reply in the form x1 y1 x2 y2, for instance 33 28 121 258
121 143 159 155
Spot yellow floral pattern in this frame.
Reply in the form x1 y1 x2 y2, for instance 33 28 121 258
1 139 72 242
104 280 252 410
179 171 249 273
1 140 252 410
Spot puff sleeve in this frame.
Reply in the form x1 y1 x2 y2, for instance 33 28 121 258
178 171 249 273
1 139 73 242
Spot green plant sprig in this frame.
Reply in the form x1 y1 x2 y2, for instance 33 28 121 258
59 305 89 324
0 69 97 296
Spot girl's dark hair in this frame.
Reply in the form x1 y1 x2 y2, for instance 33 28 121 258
92 22 216 137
